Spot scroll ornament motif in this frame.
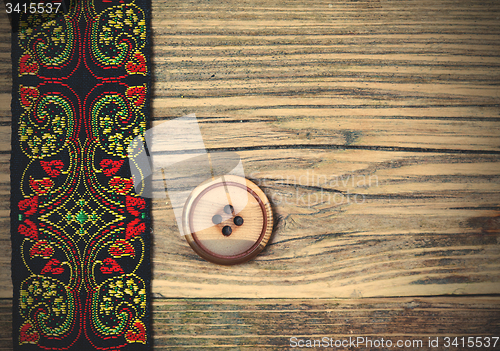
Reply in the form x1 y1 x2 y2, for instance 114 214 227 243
14 0 150 349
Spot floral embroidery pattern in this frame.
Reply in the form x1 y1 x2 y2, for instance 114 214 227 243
12 0 151 349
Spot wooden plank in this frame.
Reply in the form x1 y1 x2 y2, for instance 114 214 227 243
144 0 500 298
0 0 500 299
0 150 498 298
149 151 500 298
1 297 500 350
151 297 500 349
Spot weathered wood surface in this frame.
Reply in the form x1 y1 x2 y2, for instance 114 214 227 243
149 0 500 299
0 0 499 299
1 297 500 350
0 0 499 348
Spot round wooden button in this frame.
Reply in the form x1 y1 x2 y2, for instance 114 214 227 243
182 175 273 265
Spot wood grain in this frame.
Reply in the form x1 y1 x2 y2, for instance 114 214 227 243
0 0 499 299
150 0 500 299
0 0 499 348
1 297 500 350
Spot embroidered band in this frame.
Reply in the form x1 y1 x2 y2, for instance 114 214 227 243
11 0 151 349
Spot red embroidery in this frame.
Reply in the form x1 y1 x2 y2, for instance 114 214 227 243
30 240 54 259
19 54 39 75
40 160 65 178
125 52 147 74
126 218 146 240
19 322 40 344
41 259 65 275
100 257 124 274
125 321 146 344
20 85 39 107
100 159 124 176
126 85 146 107
126 196 146 216
109 239 135 258
19 196 38 216
109 176 134 195
19 219 38 240
29 177 54 195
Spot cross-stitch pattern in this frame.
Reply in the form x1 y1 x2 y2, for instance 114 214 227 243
11 0 151 349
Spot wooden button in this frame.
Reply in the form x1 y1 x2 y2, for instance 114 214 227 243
182 175 273 265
